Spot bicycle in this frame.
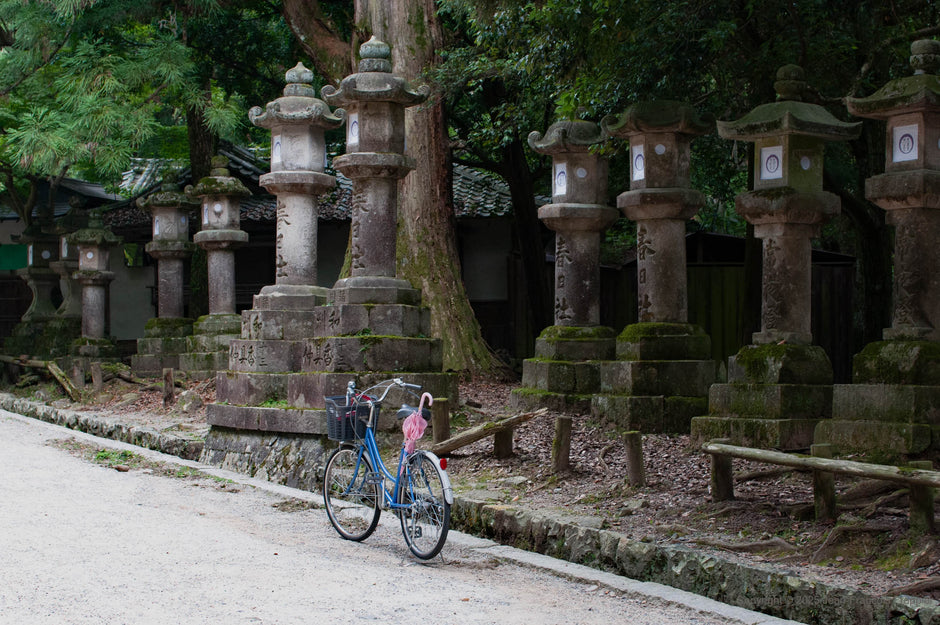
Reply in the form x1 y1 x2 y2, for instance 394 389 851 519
321 377 453 560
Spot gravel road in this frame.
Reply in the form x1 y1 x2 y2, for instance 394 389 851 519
0 409 796 625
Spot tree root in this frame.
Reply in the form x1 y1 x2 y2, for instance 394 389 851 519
693 536 797 553
598 442 616 475
735 467 794 482
810 522 894 563
837 488 908 517
883 576 940 597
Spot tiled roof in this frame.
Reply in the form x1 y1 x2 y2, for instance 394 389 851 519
4 145 523 231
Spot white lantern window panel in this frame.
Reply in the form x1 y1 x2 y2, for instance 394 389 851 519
760 146 784 180
202 205 209 225
347 113 360 150
800 156 812 171
61 239 68 257
553 162 568 195
654 144 667 155
27 245 33 266
213 202 224 216
632 145 646 181
893 124 919 163
272 135 282 164
86 251 95 260
41 250 51 260
154 216 161 237
576 167 588 179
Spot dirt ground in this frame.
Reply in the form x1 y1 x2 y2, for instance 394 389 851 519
8 370 940 603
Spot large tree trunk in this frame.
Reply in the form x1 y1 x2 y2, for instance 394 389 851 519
285 0 510 377
186 90 215 182
379 0 510 376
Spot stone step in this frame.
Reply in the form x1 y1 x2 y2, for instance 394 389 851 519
287 371 459 418
520 360 601 394
591 394 707 434
227 339 305 372
216 371 289 406
207 403 327 435
708 383 833 420
186 333 237 352
298 336 442 373
831 383 940 424
178 350 230 373
509 389 592 415
814 418 935 457
240 309 321 340
690 415 820 451
131 353 181 378
600 360 716 397
136 336 190 355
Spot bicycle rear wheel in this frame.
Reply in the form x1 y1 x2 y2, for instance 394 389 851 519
396 453 450 559
323 446 381 541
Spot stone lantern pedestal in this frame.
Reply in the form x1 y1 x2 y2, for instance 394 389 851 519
67 214 122 362
34 205 88 358
691 66 861 450
208 63 347 434
816 40 940 458
512 120 619 413
283 38 455 426
592 102 718 432
132 176 198 377
3 225 60 357
178 157 249 380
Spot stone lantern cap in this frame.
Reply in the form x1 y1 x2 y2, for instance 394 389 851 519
138 172 200 213
67 211 122 248
847 40 940 117
718 65 861 141
528 119 605 154
321 36 429 107
601 100 713 138
188 156 251 199
249 62 346 130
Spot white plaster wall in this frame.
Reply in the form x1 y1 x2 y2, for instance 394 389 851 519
0 220 25 245
458 218 511 301
108 257 155 340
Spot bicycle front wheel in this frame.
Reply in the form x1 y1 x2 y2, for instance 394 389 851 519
323 446 381 542
397 453 450 559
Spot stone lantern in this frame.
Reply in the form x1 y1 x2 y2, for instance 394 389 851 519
207 63 345 427
817 39 940 457
131 174 198 377
3 220 60 357
68 212 122 359
249 62 345 308
692 66 861 450
592 101 718 433
322 36 429 304
179 156 249 379
202 41 456 457
512 119 619 413
39 200 89 357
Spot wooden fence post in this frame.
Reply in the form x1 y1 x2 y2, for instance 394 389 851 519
163 368 175 408
709 438 734 502
493 429 514 459
552 415 572 473
811 443 837 521
908 460 936 535
624 430 645 487
90 362 103 392
431 397 450 445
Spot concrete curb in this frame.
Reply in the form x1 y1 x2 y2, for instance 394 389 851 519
4 393 939 624
0 393 203 460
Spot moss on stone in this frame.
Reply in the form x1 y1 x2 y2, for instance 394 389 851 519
618 322 703 342
539 325 616 341
853 340 940 385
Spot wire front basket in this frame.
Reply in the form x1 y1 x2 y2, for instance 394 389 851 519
324 396 373 442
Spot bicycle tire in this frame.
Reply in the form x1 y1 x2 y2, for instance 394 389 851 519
323 446 381 542
396 452 450 559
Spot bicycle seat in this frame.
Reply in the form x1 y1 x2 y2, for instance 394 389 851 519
396 405 431 421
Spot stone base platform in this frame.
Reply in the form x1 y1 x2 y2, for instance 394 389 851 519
593 323 717 434
691 343 833 450
178 314 240 380
132 317 194 377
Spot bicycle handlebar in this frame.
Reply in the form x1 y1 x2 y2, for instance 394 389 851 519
348 378 422 407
